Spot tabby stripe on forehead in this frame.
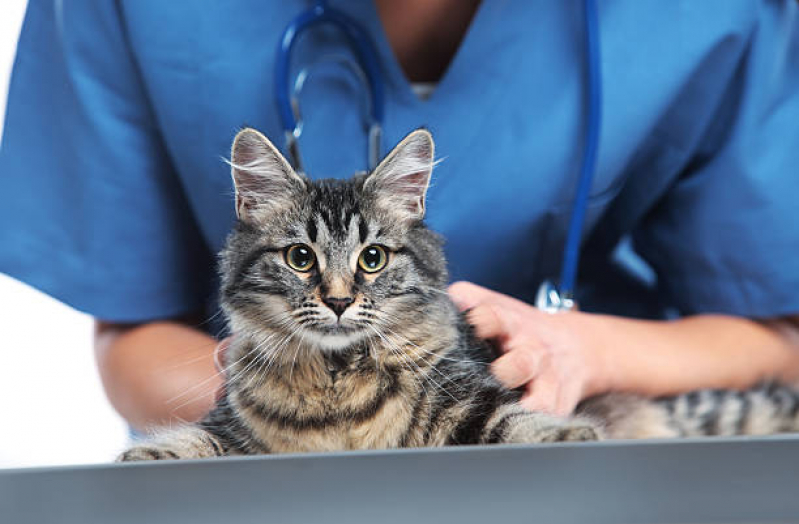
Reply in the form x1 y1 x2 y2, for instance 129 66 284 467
238 376 401 430
307 217 318 243
320 206 346 236
358 216 369 244
344 208 358 235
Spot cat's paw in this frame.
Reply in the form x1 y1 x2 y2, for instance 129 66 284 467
536 422 602 443
503 414 603 444
117 444 182 462
117 427 224 462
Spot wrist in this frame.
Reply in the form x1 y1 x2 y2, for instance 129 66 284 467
574 311 621 397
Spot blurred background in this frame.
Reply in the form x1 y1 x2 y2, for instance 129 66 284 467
0 1 128 468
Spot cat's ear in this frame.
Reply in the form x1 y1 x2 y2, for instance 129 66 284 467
229 128 307 221
363 128 435 222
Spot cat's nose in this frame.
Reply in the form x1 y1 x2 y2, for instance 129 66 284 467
322 296 354 317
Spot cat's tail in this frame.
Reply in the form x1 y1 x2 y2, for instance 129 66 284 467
578 382 799 440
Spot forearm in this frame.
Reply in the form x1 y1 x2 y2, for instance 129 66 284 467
589 313 799 398
94 320 221 432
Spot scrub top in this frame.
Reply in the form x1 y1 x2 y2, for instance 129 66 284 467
1 0 798 324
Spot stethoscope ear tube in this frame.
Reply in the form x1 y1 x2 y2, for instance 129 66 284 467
275 0 385 173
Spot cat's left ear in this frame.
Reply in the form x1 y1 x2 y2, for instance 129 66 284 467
363 128 435 222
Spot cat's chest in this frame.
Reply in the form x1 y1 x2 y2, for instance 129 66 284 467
237 364 418 453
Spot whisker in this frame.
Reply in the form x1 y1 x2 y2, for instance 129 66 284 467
375 319 477 393
167 311 295 409
367 324 457 402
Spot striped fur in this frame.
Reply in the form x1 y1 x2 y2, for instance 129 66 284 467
119 129 799 462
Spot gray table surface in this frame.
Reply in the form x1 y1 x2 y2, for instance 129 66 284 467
1 436 798 524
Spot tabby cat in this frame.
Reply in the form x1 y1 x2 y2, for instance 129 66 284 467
119 128 799 461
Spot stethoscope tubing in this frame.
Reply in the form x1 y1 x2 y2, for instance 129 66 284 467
275 0 384 172
558 0 602 304
275 0 602 310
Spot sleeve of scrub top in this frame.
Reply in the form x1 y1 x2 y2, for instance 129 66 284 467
0 1 213 322
632 1 799 319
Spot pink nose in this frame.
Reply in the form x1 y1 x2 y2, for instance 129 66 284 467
322 296 354 317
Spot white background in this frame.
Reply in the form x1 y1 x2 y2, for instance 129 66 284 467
0 1 129 468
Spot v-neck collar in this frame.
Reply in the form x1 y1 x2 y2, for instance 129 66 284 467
341 0 498 106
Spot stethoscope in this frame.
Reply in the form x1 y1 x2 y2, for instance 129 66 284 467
275 0 602 313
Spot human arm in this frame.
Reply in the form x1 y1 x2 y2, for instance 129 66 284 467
0 2 221 431
450 281 799 416
94 317 222 433
450 3 799 416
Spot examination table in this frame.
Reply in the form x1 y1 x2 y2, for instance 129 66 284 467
1 437 798 523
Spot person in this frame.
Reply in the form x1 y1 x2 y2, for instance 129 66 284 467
1 0 798 432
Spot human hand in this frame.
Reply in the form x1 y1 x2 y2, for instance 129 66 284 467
213 337 231 401
448 282 609 416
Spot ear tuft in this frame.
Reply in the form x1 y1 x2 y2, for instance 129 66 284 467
364 129 435 221
229 128 306 221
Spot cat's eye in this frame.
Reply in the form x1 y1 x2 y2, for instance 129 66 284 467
285 244 316 272
358 245 388 273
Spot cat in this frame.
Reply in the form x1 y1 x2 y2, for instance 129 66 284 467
119 128 799 461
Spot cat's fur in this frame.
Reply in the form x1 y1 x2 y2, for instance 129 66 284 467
119 128 799 461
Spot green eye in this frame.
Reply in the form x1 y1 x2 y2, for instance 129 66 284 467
358 245 388 273
285 244 316 272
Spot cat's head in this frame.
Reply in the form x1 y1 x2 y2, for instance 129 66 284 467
220 128 449 351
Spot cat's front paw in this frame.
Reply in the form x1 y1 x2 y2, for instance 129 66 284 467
536 422 602 443
117 444 182 462
116 427 224 462
503 414 603 444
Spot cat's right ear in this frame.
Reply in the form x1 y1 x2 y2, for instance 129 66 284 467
229 128 307 221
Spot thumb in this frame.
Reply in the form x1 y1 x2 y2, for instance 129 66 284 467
213 337 231 373
448 281 494 311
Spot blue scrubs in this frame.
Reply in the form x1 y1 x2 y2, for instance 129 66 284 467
1 1 798 323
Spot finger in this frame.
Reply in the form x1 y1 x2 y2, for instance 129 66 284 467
467 303 510 341
214 383 227 402
519 373 561 415
491 349 541 389
555 389 581 417
213 337 231 373
448 281 485 310
448 281 531 312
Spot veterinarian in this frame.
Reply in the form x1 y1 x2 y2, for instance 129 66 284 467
1 0 798 430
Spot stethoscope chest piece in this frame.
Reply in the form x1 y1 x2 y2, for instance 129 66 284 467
535 280 575 313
